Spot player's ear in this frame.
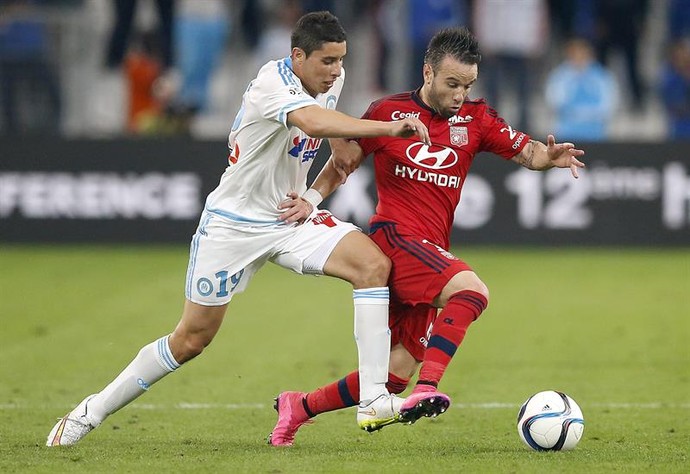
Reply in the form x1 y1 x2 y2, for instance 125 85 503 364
292 47 306 64
423 63 433 85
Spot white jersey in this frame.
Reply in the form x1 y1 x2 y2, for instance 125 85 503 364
204 57 344 225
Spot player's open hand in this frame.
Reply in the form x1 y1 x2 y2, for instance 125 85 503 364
278 191 313 224
390 117 431 145
546 134 586 178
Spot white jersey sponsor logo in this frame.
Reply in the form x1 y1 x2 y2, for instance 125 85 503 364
391 110 421 120
405 143 458 170
448 114 473 124
394 165 461 188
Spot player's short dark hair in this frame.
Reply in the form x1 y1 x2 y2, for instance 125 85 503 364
424 27 481 71
291 11 347 57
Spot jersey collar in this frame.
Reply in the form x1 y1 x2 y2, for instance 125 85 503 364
412 87 436 115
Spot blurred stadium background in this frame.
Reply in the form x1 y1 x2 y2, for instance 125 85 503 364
0 0 681 139
1 0 689 245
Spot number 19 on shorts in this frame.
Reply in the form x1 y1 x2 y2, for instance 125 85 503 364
196 269 245 298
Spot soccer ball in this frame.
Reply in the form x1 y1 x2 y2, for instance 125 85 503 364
517 390 585 451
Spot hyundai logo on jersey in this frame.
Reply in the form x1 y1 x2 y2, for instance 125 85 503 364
405 143 459 170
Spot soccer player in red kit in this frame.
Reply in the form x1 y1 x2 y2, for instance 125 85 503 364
269 27 585 446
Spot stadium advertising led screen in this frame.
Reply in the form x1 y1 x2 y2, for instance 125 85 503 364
0 139 688 245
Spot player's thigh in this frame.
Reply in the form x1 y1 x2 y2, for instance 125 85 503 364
271 210 377 282
185 213 270 305
322 230 390 288
370 225 473 306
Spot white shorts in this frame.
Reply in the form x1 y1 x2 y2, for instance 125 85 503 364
185 208 359 305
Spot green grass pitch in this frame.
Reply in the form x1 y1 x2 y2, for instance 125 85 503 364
1 245 688 473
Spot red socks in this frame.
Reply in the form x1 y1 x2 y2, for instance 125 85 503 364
305 371 410 416
416 290 487 390
304 290 487 413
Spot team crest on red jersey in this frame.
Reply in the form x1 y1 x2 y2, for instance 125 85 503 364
450 126 468 147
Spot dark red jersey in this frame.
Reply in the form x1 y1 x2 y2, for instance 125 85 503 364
358 90 530 248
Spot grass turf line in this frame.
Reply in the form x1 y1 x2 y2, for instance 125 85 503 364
0 245 688 473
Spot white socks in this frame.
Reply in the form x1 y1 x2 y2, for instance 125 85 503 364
353 287 391 402
83 291 390 422
87 335 180 424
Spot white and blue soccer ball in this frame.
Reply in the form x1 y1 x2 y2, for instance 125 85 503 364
517 390 585 451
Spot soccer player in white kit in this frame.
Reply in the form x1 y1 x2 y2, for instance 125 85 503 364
46 11 434 446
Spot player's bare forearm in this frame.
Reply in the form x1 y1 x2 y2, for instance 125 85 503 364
311 156 346 199
511 135 585 179
288 106 430 143
302 141 364 216
512 140 551 170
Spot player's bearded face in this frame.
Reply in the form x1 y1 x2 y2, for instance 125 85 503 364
294 42 346 97
423 58 478 118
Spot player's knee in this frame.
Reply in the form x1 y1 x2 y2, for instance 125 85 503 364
471 280 490 305
170 332 211 363
456 276 490 305
371 253 392 283
183 338 207 361
352 252 391 288
445 277 490 319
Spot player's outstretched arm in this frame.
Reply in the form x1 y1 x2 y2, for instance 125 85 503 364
511 134 586 178
287 105 430 144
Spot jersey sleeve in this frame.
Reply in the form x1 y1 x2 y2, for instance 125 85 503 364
478 105 530 159
249 60 319 126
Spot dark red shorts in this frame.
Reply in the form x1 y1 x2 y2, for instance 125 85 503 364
388 301 436 361
370 222 473 361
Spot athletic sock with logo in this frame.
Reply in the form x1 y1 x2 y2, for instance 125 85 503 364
353 287 391 402
416 290 487 390
87 335 181 424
